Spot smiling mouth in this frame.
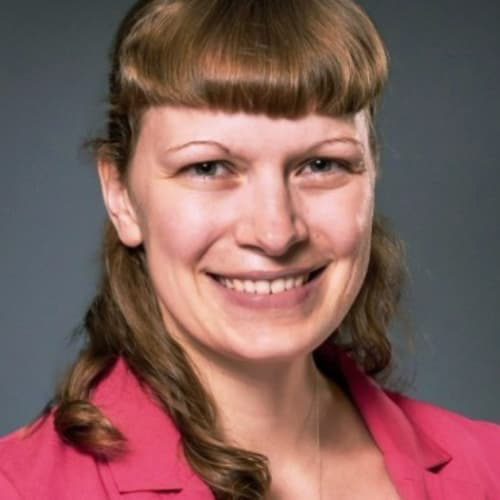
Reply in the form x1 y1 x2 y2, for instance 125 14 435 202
207 267 326 295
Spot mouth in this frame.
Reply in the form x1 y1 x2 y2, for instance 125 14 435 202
207 266 327 296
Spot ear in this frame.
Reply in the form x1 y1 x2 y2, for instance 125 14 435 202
97 159 143 247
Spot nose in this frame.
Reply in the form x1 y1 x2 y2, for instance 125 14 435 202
234 176 309 256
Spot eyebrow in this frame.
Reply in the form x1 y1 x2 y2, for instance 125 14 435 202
304 137 365 155
163 137 364 157
163 140 231 155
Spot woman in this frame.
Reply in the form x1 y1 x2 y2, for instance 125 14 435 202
1 0 499 498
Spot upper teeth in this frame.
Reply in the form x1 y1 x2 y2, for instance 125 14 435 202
218 273 310 295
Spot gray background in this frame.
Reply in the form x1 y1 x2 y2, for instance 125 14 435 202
1 0 499 435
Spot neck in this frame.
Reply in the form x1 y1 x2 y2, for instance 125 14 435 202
189 349 333 462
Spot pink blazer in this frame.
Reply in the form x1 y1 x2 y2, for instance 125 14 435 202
1 349 499 499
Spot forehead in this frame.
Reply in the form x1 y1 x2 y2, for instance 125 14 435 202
137 106 371 157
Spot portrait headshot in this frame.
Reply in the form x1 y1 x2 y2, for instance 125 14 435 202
1 1 499 499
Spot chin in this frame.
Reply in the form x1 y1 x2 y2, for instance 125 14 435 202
216 331 322 365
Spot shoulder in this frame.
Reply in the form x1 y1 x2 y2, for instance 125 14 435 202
387 390 500 483
387 390 500 446
0 414 104 499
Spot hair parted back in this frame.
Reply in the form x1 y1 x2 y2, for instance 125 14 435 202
53 1 405 498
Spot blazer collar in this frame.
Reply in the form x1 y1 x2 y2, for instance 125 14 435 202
329 345 452 497
92 359 195 493
92 350 452 494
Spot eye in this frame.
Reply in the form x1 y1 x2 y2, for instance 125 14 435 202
301 158 347 175
184 161 230 178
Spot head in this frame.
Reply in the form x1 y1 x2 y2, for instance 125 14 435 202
57 1 405 497
96 0 398 369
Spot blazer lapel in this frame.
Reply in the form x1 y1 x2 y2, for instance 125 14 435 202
329 347 483 500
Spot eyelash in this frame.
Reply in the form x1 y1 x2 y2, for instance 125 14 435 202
299 158 349 175
186 161 229 178
182 157 353 179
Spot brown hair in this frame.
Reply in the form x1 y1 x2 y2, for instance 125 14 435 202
53 1 405 498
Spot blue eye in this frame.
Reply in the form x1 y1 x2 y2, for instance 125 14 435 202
187 161 228 177
303 158 343 174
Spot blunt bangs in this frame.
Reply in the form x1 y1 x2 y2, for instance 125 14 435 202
114 0 388 119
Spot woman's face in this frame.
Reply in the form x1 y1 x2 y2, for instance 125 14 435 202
102 107 376 367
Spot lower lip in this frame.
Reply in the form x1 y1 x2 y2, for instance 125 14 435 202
207 268 327 310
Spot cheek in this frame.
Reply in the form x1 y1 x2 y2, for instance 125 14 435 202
307 180 374 257
355 178 375 234
141 191 222 270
